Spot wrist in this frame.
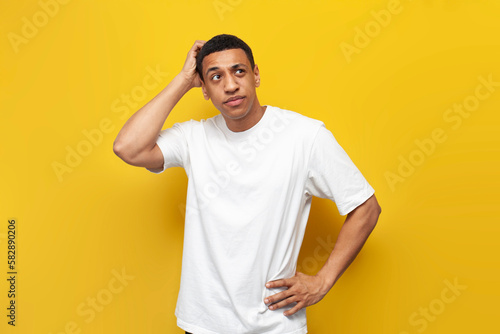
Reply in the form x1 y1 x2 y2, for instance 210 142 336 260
315 271 336 294
175 72 194 92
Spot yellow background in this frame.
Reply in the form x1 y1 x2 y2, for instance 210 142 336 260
1 0 499 333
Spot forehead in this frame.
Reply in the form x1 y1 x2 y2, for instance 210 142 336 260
202 48 251 71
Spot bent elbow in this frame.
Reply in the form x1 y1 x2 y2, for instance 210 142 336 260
113 140 125 159
113 141 135 164
371 203 381 228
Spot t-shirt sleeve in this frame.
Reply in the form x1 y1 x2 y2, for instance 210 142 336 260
304 123 375 216
146 122 188 174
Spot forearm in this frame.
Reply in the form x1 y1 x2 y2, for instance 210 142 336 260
113 73 192 160
315 196 381 294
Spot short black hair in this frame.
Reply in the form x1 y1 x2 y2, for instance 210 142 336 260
196 34 255 83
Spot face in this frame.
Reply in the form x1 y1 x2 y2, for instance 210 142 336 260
200 48 261 120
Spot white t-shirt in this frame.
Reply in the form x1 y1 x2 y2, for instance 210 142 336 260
147 105 375 334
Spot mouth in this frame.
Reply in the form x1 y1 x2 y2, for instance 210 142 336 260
224 96 245 107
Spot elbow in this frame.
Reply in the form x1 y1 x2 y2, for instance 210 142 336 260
113 140 125 159
369 194 381 215
366 196 381 228
113 140 135 164
371 201 381 227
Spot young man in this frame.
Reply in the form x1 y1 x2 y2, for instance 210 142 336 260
113 34 381 334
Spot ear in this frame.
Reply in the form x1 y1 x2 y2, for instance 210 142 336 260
254 64 261 87
201 81 210 100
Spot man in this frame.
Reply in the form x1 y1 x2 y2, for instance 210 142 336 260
113 34 381 334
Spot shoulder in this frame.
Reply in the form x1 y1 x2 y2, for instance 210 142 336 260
269 105 325 135
170 114 219 132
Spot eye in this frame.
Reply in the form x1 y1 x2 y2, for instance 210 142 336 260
236 69 245 74
212 74 221 81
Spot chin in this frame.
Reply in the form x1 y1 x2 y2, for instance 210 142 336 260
219 104 249 119
225 109 250 120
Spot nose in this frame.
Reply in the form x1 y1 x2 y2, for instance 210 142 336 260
224 74 239 93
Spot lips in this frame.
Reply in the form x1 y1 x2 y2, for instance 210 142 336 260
224 96 245 106
225 95 244 103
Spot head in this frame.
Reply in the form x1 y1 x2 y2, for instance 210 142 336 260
196 34 262 120
196 34 255 82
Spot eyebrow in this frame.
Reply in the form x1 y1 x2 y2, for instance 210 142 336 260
205 63 249 77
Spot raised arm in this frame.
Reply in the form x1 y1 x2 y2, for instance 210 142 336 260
113 40 206 170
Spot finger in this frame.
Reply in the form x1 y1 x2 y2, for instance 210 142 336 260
268 296 298 311
266 278 290 289
190 41 205 54
264 289 293 304
284 302 303 316
193 40 206 49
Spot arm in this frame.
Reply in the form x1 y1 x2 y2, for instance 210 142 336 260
315 194 381 292
113 40 206 169
264 194 381 316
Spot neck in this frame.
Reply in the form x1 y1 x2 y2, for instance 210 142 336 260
223 99 267 132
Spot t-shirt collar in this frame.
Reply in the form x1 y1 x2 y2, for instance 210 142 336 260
217 105 272 141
